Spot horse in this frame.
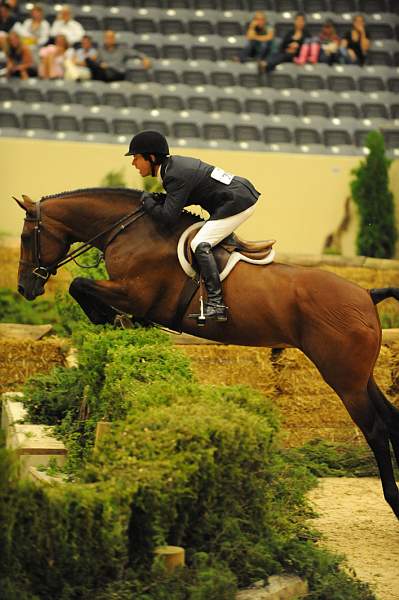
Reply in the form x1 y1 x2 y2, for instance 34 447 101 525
15 187 399 519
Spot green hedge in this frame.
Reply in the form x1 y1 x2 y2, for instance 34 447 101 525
0 395 376 600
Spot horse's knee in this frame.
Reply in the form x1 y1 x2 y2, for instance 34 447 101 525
69 277 93 297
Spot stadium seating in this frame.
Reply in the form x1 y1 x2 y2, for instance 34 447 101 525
1 1 398 154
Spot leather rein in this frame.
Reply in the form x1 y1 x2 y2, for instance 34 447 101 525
20 199 146 281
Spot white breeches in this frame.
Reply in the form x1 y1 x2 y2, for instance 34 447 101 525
190 205 256 252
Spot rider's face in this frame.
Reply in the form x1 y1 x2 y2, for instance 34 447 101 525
132 154 152 177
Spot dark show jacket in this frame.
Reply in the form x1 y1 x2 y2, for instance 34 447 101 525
141 155 260 225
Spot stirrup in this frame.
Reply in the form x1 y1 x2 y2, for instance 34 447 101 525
113 314 134 329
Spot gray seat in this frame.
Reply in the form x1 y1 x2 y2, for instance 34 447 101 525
131 17 158 34
294 127 323 146
126 66 152 84
361 102 390 120
182 68 208 86
73 90 100 107
358 76 386 93
216 19 243 37
367 50 393 66
129 91 157 109
329 0 357 11
102 92 128 108
387 77 399 93
159 17 186 35
302 0 330 11
0 109 21 129
53 113 81 132
333 101 360 118
22 112 51 131
273 99 300 117
328 75 356 93
161 42 189 60
0 84 16 102
203 122 232 140
302 100 330 118
367 23 394 39
187 95 214 112
112 117 140 135
263 124 293 144
297 74 326 92
268 72 296 90
362 0 389 12
188 18 214 36
191 44 218 61
46 89 72 105
381 127 399 150
215 97 242 113
17 87 44 103
323 128 353 147
159 94 185 111
233 124 262 142
82 116 110 134
244 98 271 115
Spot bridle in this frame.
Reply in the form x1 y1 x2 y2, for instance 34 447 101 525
19 199 146 281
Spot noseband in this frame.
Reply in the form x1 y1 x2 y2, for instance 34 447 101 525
20 200 146 281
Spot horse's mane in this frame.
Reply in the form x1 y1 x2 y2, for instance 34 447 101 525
41 187 142 202
41 187 202 228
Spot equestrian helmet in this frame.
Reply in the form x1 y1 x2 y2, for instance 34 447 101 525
124 130 170 157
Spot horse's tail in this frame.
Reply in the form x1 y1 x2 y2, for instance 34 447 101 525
368 378 399 468
370 287 399 305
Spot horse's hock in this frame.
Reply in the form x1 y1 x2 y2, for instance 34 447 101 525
180 341 399 447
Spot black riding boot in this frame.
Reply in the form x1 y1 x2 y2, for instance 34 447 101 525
194 242 227 321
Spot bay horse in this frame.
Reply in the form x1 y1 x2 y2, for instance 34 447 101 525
15 188 399 519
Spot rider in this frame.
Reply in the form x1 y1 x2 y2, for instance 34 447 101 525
125 130 260 322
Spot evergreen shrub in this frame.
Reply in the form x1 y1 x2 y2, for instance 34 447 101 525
351 130 397 258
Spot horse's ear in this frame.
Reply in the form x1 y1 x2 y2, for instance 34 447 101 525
13 195 35 212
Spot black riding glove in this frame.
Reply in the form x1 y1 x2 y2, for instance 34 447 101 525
141 192 166 213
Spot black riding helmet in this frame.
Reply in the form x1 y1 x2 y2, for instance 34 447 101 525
124 130 169 157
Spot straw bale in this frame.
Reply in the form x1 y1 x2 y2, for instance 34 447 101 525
0 338 67 393
181 342 399 447
0 246 70 293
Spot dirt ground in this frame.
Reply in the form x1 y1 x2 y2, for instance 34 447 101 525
308 477 399 600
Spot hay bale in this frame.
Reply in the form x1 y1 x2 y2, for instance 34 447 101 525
181 342 399 447
0 338 68 394
0 246 71 293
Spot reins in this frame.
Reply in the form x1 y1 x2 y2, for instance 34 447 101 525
21 199 146 281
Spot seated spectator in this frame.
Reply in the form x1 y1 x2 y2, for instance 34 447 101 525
50 4 84 47
0 2 18 50
14 4 50 49
294 19 340 65
64 34 96 80
38 33 73 79
240 11 274 64
259 13 310 73
5 30 36 78
6 0 21 18
85 29 151 83
340 14 370 66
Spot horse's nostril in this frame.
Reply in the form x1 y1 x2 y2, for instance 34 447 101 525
18 285 25 295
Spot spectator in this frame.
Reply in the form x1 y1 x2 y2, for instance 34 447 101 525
294 19 340 65
38 33 73 79
6 0 21 18
0 2 18 50
14 4 50 49
5 30 36 78
85 29 151 83
259 13 310 73
240 11 274 64
50 4 84 47
340 14 370 66
64 33 96 80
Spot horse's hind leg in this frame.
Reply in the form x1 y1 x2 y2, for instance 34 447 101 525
338 388 399 519
368 378 399 472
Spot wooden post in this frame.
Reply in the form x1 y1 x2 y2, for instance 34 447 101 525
95 421 111 449
154 546 185 573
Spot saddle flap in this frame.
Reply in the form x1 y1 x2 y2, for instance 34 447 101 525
185 229 275 271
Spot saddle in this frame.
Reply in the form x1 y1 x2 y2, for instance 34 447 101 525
185 229 276 276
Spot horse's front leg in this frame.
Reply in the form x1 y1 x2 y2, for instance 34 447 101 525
69 277 133 325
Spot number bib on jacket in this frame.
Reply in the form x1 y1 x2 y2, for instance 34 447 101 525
210 167 234 185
